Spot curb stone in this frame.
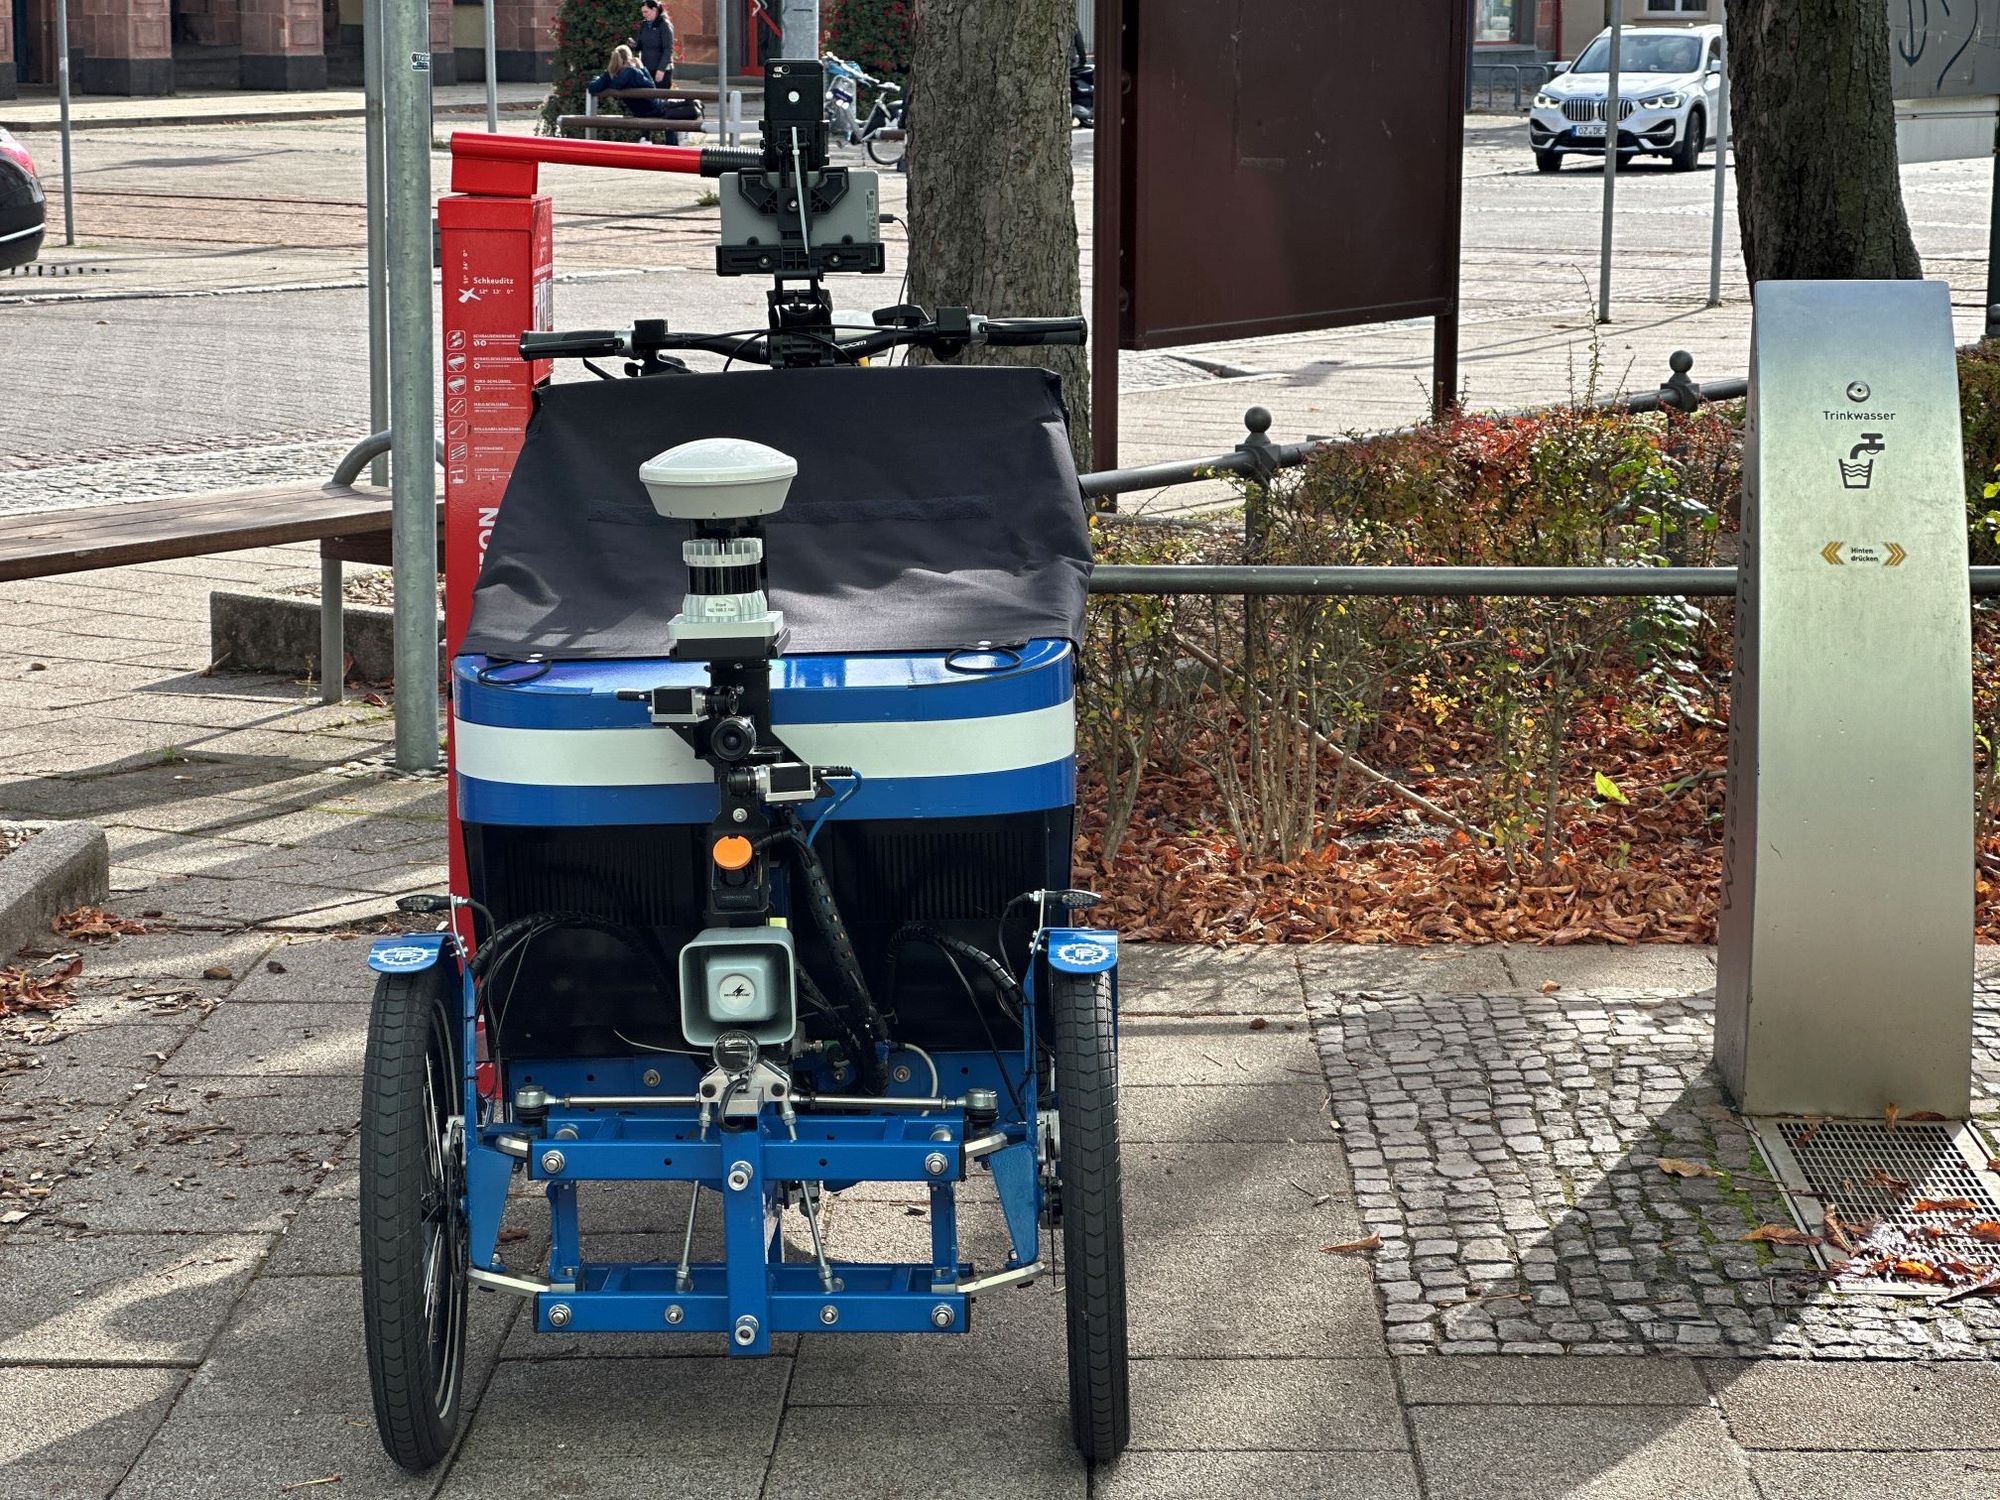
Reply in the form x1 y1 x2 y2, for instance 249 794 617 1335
0 820 109 959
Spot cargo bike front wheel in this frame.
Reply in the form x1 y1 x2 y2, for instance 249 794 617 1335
1051 968 1131 1461
361 966 470 1472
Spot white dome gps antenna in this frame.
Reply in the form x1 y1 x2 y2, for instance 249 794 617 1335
641 437 798 657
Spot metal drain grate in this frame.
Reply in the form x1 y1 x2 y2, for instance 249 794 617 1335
1751 1116 2000 1296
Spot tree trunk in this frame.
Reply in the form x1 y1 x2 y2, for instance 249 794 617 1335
907 0 1089 468
1728 0 1921 282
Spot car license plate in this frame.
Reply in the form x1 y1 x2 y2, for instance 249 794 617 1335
1574 120 1606 138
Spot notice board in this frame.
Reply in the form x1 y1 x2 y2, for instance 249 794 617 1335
1091 0 1466 466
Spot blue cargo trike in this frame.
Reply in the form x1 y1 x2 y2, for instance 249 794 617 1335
357 59 1130 1470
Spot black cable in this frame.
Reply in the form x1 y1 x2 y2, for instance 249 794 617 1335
795 967 867 1083
934 940 1027 1120
770 820 892 1091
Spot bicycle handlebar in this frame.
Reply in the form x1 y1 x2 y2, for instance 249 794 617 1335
518 312 1089 366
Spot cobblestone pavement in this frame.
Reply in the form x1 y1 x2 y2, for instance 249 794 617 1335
1308 962 2000 1364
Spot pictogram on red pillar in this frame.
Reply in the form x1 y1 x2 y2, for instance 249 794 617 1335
438 189 553 926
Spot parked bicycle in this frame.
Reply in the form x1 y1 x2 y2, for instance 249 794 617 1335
822 52 906 167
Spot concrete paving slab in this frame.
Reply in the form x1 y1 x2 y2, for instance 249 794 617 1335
1122 1083 1335 1144
1410 1404 1756 1500
0 1022 192 1104
1703 1358 2000 1449
438 1454 768 1499
0 1231 270 1366
1494 944 1716 994
1126 1358 1404 1451
162 1001 366 1077
112 1410 437 1500
180 1273 507 1419
1127 1234 1385 1358
0 1462 131 1499
1398 1355 1708 1406
109 872 387 927
1125 1142 1359 1240
39 1132 333 1234
27 929 278 984
226 934 393 1004
1747 1451 2000 1500
789 1276 1065 1406
1116 1015 1325 1087
0 1365 184 1477
50 981 226 1027
460 1357 790 1461
129 1074 359 1137
1093 1451 1423 1500
1118 945 1305 1015
260 1195 362 1278
763 1402 1086 1500
1299 944 1514 995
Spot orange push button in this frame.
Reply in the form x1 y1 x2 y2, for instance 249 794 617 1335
712 835 754 871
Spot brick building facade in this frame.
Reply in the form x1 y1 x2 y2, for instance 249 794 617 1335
0 0 745 100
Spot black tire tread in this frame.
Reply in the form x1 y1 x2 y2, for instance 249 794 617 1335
1671 109 1704 171
360 967 464 1473
1053 969 1130 1462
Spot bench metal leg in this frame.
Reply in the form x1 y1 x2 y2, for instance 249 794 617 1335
321 556 345 705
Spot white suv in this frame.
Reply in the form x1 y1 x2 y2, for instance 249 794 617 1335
1529 24 1723 173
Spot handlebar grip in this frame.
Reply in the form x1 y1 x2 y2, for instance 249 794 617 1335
982 317 1089 348
519 329 625 360
699 148 764 176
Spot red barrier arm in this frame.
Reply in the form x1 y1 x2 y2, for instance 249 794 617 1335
449 131 761 197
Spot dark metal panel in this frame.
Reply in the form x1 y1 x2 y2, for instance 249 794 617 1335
1120 0 1465 350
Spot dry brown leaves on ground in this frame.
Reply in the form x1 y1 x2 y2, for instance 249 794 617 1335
0 958 81 1020
51 906 147 941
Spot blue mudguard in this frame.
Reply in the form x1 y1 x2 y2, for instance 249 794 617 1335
1045 929 1118 974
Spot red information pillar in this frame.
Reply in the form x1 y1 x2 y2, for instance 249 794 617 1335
438 190 553 921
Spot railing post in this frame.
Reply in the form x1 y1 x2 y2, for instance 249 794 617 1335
1236 406 1283 669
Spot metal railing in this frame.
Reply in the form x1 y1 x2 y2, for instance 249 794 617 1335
1471 62 1554 113
1079 349 1741 504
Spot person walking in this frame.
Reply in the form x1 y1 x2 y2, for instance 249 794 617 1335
634 0 675 87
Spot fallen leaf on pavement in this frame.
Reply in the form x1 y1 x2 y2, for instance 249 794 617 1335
1885 1103 1901 1131
51 906 146 940
1906 1111 1949 1123
1321 1235 1382 1255
1911 1198 1980 1214
1742 1225 1821 1247
1822 1205 1854 1255
202 966 233 981
1967 1222 2000 1244
1864 1168 1911 1194
1247 1017 1268 1031
1539 980 1561 994
1795 1116 1828 1149
1656 1157 1716 1179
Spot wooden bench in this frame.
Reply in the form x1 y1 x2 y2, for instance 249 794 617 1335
0 472 441 705
563 86 715 140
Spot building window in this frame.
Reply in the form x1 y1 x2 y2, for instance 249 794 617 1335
1475 0 1524 44
1645 0 1708 12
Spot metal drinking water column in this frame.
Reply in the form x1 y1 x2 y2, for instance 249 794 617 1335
1717 280 1975 1119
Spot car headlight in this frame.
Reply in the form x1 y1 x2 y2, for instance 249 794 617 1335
1638 93 1683 109
1533 92 1560 108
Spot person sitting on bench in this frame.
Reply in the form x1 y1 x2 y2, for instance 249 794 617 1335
588 45 682 144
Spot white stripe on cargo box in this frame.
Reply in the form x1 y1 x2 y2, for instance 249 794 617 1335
452 703 1076 787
